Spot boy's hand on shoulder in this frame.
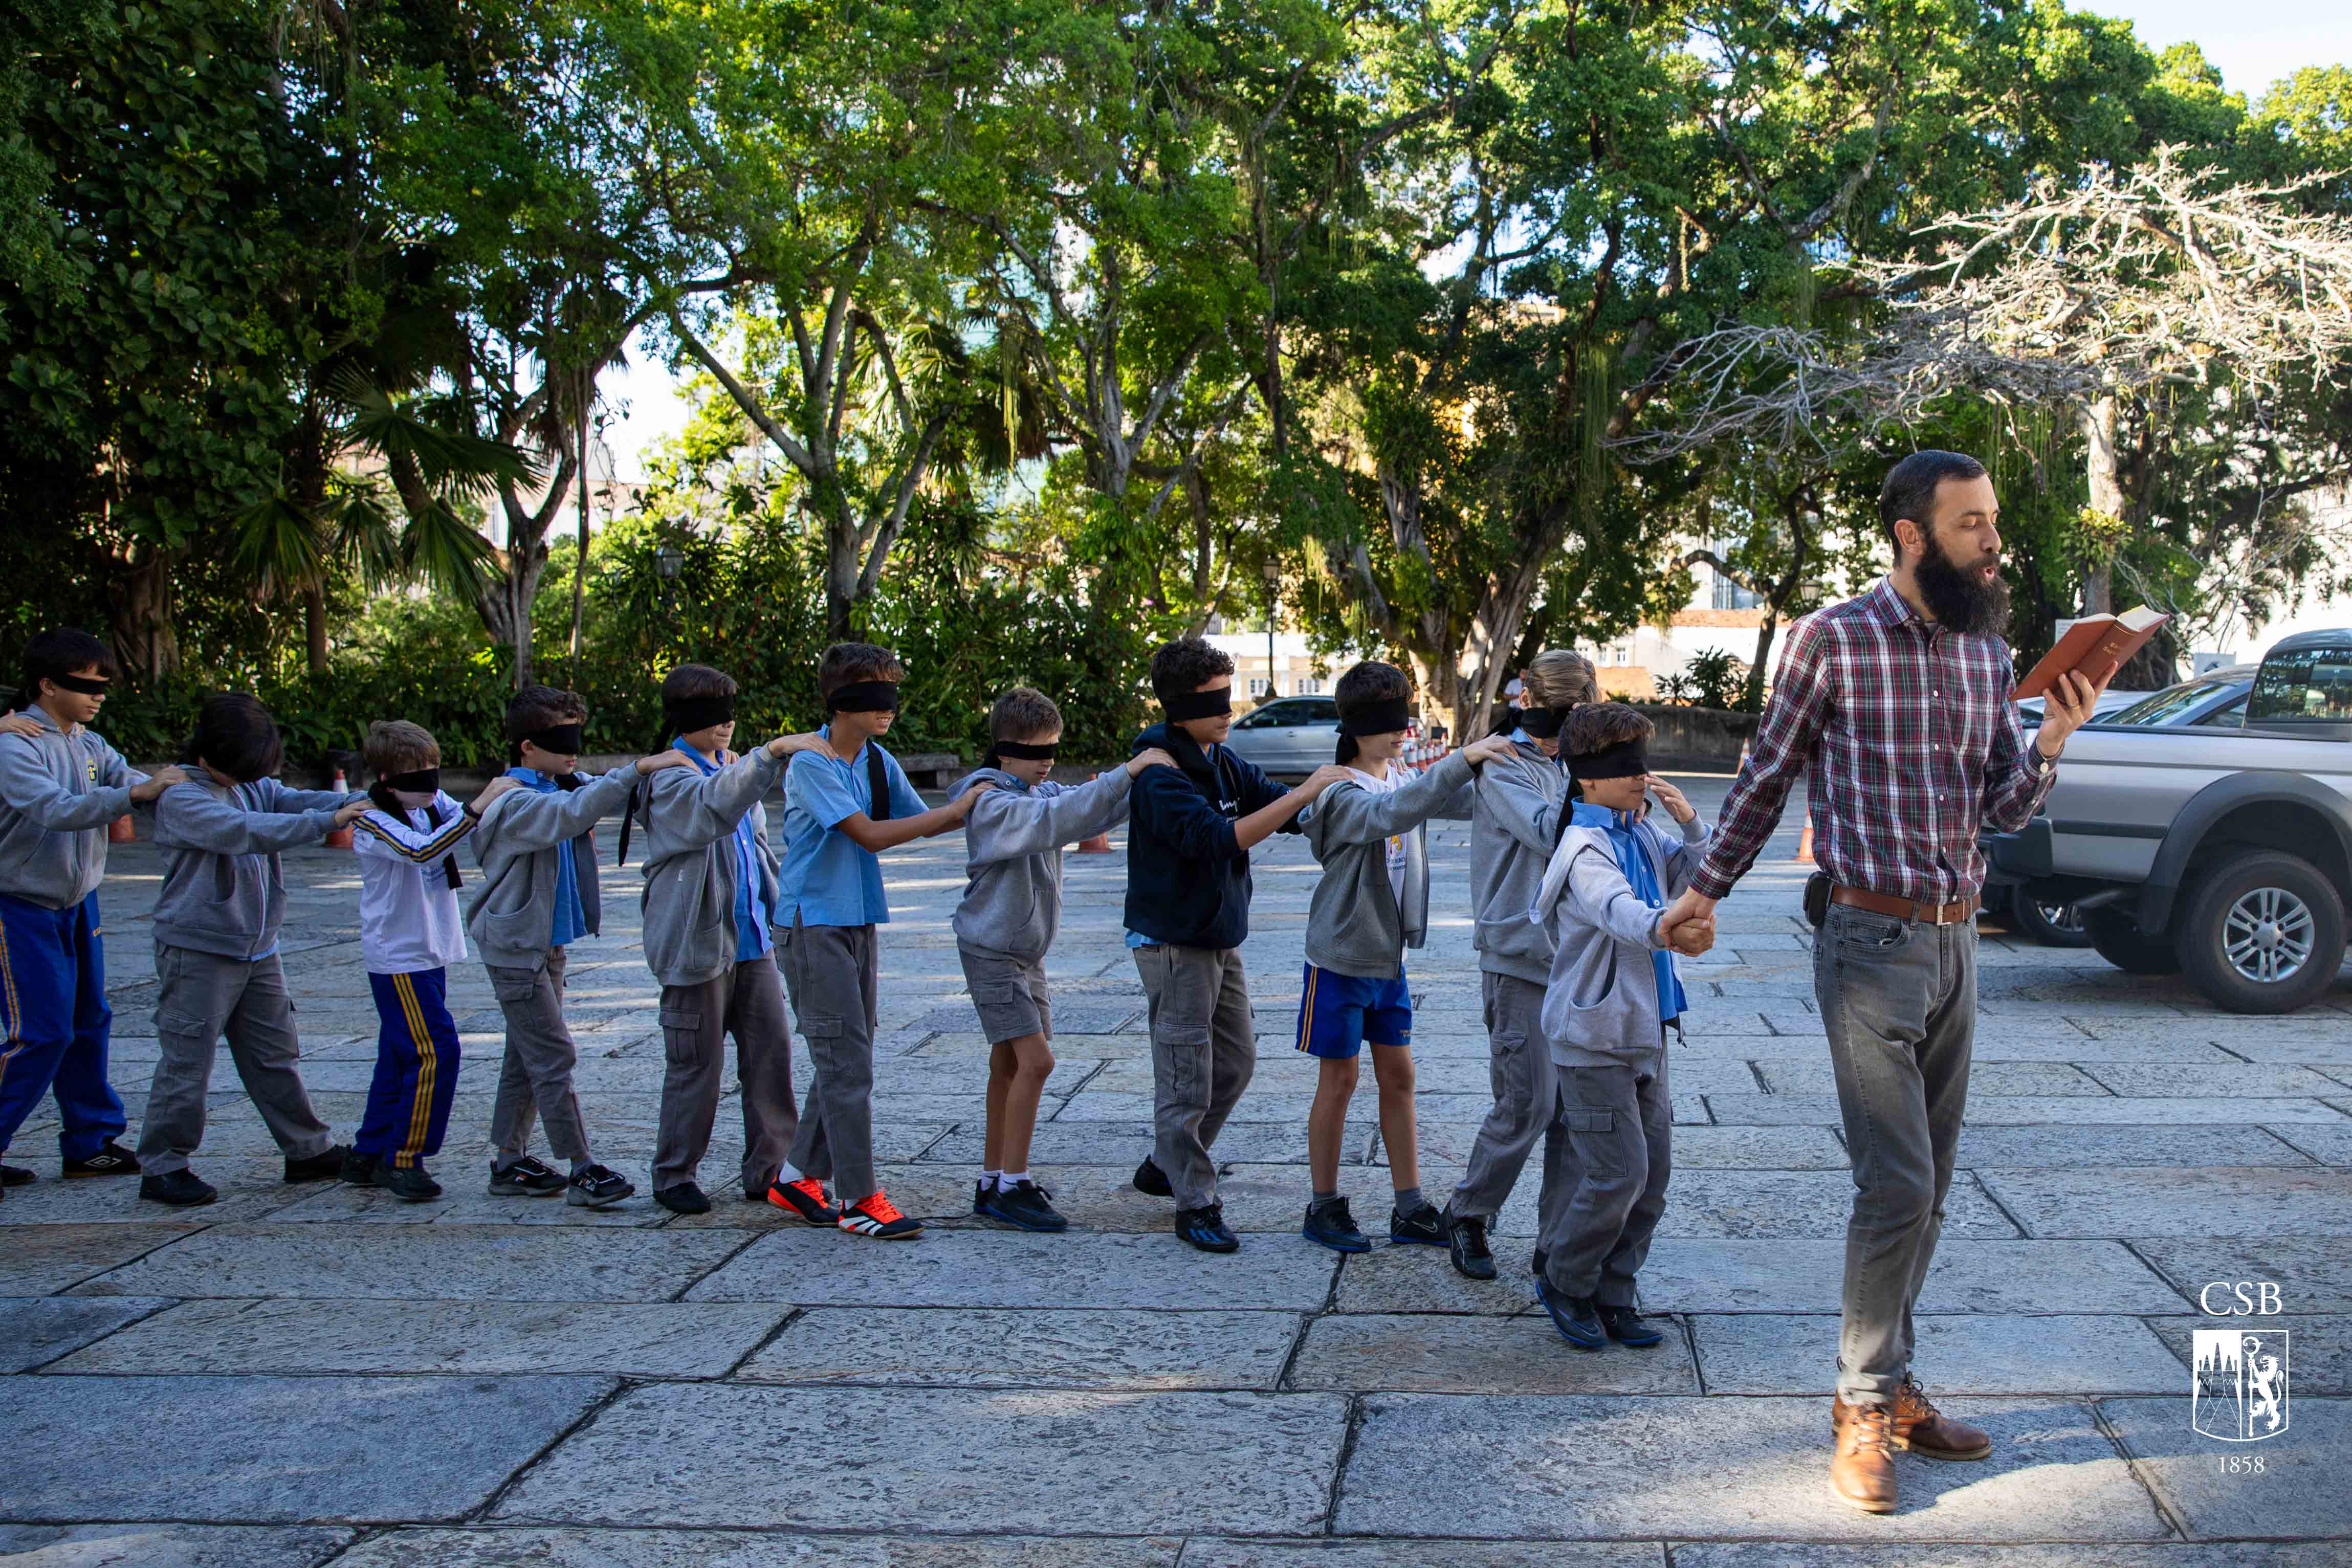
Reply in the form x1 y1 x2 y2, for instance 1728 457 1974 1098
1128 747 1177 777
331 799 370 828
470 777 521 813
765 732 828 760
950 779 997 819
0 712 43 739
1297 763 1354 801
635 749 692 776
1644 775 1695 824
1461 734 1514 768
129 764 189 802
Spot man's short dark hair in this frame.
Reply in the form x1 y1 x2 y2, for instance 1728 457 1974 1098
661 664 737 704
1334 660 1411 711
990 686 1062 742
1564 701 1655 757
1879 450 1988 558
184 693 284 782
818 642 904 698
507 683 588 744
1149 636 1234 702
14 628 118 711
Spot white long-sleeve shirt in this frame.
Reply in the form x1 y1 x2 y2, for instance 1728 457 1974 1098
352 792 473 974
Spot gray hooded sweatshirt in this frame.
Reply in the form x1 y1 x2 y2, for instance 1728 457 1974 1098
1298 749 1477 980
152 777 357 959
952 766 1133 961
1529 814 1712 1066
0 707 144 909
636 746 786 987
1470 738 1572 984
467 765 636 971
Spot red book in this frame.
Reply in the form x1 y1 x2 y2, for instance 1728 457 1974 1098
2015 606 2171 700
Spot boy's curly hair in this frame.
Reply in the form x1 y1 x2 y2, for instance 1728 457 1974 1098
1148 636 1235 702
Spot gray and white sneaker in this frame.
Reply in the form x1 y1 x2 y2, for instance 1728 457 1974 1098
487 1155 567 1197
566 1164 635 1208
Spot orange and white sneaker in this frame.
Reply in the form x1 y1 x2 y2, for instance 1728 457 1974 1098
766 1176 839 1226
839 1189 922 1239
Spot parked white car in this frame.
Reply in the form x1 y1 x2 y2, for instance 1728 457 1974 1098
1221 695 1342 781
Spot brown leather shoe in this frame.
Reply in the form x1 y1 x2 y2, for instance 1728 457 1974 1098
1830 1397 1900 1513
1893 1374 1992 1460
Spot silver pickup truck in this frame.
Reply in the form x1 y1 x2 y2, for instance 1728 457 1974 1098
1987 628 2352 1013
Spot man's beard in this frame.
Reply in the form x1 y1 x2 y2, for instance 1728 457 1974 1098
1914 536 2010 637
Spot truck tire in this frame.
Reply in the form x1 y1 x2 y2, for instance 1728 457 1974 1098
2084 908 2182 975
2175 850 2349 1015
2011 885 2095 949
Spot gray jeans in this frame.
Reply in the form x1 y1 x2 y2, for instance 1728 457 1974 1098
656 950 798 1196
1446 971 1555 1223
1815 902 1977 1406
1134 942 1256 1210
781 918 881 1201
1536 1051 1672 1307
487 946 591 1165
139 945 333 1175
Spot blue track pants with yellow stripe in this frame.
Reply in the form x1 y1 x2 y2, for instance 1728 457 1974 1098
357 968 461 1169
0 890 127 1162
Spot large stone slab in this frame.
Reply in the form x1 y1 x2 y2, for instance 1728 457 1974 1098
919 1119 1325 1165
2078 1064 2352 1098
2263 1123 2352 1166
2100 1396 2351 1539
331 1531 1183 1567
49 1297 789 1377
2145 1315 2352 1396
1338 1394 2164 1539
1635 1239 2192 1315
1186 1545 1660 1567
1635 1171 2016 1240
737 1306 1294 1389
1974 1167 2352 1240
0 1157 323 1223
492 1383 1346 1534
2133 1238 2352 1315
1672 1547 2352 1567
687 1228 1336 1310
1289 1311 1698 1394
1692 1314 2187 1395
0 1295 172 1373
1705 1095 2351 1125
68 1224 755 1301
0 1525 355 1567
2 1374 616 1522
1957 1125 2317 1168
1755 1062 2109 1097
0 1223 199 1294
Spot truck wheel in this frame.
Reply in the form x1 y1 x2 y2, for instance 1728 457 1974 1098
2176 851 2348 1015
2011 885 2095 949
2084 909 2182 975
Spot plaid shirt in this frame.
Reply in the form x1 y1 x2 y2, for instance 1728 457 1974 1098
1691 578 2057 906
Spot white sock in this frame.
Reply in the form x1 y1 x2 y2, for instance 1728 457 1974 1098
779 1162 802 1184
1001 1169 1028 1188
982 1168 1003 1190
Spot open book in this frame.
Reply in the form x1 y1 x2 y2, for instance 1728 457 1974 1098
2014 606 2171 700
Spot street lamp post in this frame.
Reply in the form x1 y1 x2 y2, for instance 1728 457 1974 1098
1262 560 1281 701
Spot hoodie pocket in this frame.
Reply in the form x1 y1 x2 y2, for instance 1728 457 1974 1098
1561 948 1619 1012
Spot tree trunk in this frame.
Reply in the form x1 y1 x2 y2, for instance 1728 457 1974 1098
302 587 329 675
109 543 181 682
2079 394 2124 616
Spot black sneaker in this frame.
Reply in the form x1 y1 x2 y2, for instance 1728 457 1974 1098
284 1144 350 1183
565 1164 635 1208
1598 1302 1664 1347
1303 1197 1370 1253
140 1168 218 1207
373 1162 443 1203
1 1161 34 1186
62 1140 140 1178
766 1176 840 1225
973 1178 991 1216
1132 1156 1173 1198
1177 1202 1239 1253
981 1180 1068 1233
488 1155 568 1197
1534 1273 1606 1350
655 1182 712 1216
1448 1213 1498 1280
340 1147 379 1185
1390 1200 1446 1247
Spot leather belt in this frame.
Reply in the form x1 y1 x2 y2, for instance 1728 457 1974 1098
1831 885 1980 926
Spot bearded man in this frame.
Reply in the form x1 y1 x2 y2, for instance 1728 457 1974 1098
1659 450 2109 1513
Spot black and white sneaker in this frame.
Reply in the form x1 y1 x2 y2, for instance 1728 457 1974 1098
487 1156 568 1197
565 1164 635 1208
1448 1213 1498 1280
981 1180 1068 1233
62 1140 141 1178
1390 1200 1447 1247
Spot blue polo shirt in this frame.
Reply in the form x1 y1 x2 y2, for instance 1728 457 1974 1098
775 727 927 928
677 738 774 962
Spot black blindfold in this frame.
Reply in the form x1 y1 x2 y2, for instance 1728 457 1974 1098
1567 736 1649 781
665 694 736 735
526 722 585 755
1517 706 1569 739
53 674 112 696
827 680 900 714
1162 686 1233 721
380 767 441 793
1338 699 1412 737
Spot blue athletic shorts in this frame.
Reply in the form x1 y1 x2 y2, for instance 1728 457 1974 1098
1295 962 1412 1059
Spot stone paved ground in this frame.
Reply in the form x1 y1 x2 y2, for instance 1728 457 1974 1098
4 775 2349 1565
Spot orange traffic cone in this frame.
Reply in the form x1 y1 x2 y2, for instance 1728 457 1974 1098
107 814 135 844
1793 815 1814 864
1078 832 1112 853
326 767 354 848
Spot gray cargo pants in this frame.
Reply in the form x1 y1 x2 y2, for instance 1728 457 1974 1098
138 944 334 1176
1445 970 1556 1224
1134 942 1256 1210
1816 901 1977 1407
1536 1051 1673 1308
781 918 881 1202
655 949 798 1196
487 945 592 1165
